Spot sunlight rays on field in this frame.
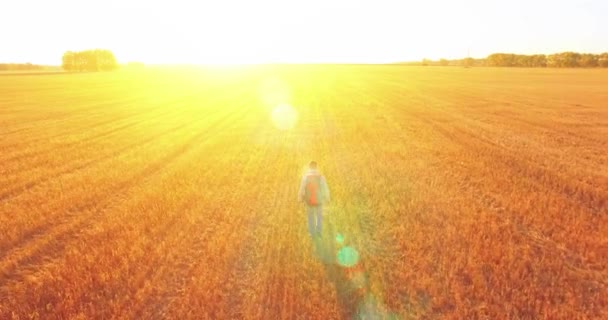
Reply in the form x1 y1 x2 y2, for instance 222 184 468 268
0 66 607 319
270 103 298 130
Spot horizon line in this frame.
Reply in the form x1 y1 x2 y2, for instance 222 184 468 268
3 50 608 67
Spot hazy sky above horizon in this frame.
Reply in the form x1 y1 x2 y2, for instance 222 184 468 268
2 0 607 64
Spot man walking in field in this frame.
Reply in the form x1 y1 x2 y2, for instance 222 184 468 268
298 161 330 238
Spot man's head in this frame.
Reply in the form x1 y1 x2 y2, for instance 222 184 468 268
309 161 318 170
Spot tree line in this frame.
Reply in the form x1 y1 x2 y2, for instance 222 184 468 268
418 52 608 68
62 49 118 71
486 52 608 67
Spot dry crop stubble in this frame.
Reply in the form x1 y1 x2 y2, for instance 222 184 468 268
0 66 607 319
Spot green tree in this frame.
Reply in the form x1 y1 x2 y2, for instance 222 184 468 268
487 53 516 67
530 54 547 67
62 51 76 71
97 49 119 71
578 54 598 67
61 49 118 71
548 52 580 68
463 57 474 68
599 53 608 67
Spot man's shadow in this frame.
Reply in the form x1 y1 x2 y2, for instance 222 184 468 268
311 220 372 319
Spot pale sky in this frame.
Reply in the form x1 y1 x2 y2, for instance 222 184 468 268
2 0 607 64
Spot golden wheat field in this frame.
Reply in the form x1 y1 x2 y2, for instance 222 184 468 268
0 66 607 319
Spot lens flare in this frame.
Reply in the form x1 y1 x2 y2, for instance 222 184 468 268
337 246 360 267
271 104 298 130
336 233 345 244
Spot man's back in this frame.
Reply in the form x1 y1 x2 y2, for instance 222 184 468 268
299 168 330 205
299 161 330 237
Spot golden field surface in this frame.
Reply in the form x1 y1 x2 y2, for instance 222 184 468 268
0 66 607 319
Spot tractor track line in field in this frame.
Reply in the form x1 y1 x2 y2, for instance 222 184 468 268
415 107 607 215
0 92 205 155
417 115 607 285
412 85 608 153
419 113 606 219
221 161 276 319
116 108 261 319
129 212 219 319
0 89 201 148
476 191 608 287
0 93 253 249
132 197 258 319
0 90 246 175
0 130 248 271
157 141 280 319
0 92 251 203
0 94 250 247
0 121 188 202
0 97 143 139
0 105 181 166
157 202 255 318
155 144 275 319
109 190 217 318
0 95 228 175
0 102 255 292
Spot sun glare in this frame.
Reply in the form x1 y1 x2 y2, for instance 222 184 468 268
271 104 298 130
259 77 291 107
